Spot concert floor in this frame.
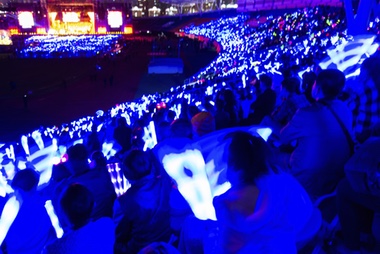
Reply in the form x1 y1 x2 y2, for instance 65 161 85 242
0 39 217 143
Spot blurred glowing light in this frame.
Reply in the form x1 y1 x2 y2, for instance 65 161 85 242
18 12 34 29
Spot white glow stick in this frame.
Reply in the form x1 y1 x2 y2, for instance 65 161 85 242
102 142 117 160
5 145 15 162
0 195 20 246
162 149 216 221
142 121 157 151
242 73 246 88
32 131 44 150
73 139 83 145
107 163 130 197
255 127 273 142
44 200 64 238
21 135 30 156
97 123 104 132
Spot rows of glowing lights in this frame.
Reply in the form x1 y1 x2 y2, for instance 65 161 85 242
183 7 378 80
1 7 380 243
19 35 121 57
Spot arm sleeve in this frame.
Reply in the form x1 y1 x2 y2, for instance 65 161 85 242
280 108 305 145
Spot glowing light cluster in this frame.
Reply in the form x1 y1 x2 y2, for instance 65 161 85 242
1 6 380 234
107 163 130 197
18 35 121 58
183 7 349 81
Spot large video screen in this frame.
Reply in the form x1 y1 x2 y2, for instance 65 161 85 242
18 11 35 29
107 11 123 28
62 12 80 23
0 30 12 45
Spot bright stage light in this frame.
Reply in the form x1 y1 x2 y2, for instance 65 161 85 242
62 12 79 23
0 30 12 45
98 27 107 34
108 11 123 28
18 12 34 29
124 26 133 34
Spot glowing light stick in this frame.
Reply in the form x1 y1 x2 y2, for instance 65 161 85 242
0 195 20 246
143 121 157 151
242 73 246 88
107 163 130 197
84 122 91 132
255 127 272 142
102 141 117 160
0 172 12 197
204 157 231 197
162 149 216 221
5 145 15 162
73 139 83 145
21 135 30 156
120 113 131 126
28 138 58 186
169 104 181 120
44 200 64 238
97 123 104 132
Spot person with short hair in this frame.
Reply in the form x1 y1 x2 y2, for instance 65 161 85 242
248 73 277 125
263 77 310 135
179 132 313 253
279 69 353 199
44 183 115 254
54 144 116 227
113 149 172 254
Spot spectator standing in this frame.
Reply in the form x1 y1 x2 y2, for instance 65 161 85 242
279 69 353 199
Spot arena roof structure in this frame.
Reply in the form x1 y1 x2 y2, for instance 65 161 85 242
160 0 218 11
237 0 343 12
